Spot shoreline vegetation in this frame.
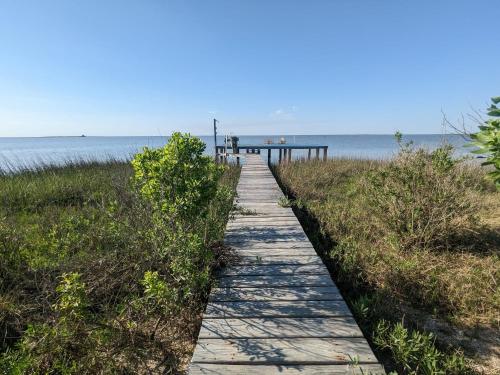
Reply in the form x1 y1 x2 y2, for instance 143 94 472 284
0 134 240 373
273 139 499 374
1 132 498 374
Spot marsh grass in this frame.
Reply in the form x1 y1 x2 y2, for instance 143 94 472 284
0 159 239 374
274 150 499 374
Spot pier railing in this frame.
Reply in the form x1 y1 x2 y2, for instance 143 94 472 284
215 144 328 165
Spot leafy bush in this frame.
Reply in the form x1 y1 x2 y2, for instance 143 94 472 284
365 142 481 251
54 272 89 321
1 273 105 374
132 133 226 302
142 270 175 310
470 96 500 189
373 320 469 375
132 132 223 229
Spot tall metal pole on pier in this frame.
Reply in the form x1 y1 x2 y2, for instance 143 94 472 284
213 118 218 159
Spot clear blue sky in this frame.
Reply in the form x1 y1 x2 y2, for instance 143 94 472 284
0 0 499 137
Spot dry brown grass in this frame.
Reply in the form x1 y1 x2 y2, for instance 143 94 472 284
274 154 500 373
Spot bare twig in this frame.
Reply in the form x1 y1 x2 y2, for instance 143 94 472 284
441 109 471 141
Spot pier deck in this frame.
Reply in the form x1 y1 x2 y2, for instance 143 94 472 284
189 154 384 374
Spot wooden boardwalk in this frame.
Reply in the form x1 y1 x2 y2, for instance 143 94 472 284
189 154 384 374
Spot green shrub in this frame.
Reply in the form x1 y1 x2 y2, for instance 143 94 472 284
131 133 228 302
373 320 469 375
142 270 175 309
0 273 106 374
365 143 481 251
132 132 223 230
470 96 500 189
278 196 293 207
54 273 88 322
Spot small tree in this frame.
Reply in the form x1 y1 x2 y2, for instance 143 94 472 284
132 132 223 230
132 133 223 300
470 97 500 189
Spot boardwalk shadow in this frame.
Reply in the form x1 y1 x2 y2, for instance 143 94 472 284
201 315 359 339
224 225 310 247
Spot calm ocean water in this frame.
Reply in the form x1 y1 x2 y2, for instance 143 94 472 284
0 134 469 171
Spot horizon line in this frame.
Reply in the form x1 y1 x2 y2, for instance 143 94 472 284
0 133 462 138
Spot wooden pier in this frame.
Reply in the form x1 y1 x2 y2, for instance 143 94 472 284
215 144 328 165
189 154 384 374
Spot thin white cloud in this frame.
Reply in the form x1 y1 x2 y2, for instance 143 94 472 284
270 106 297 120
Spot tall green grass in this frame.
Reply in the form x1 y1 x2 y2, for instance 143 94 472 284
0 158 239 374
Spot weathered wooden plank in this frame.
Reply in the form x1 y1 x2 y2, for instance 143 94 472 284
236 195 282 199
238 178 279 180
237 178 280 181
226 223 302 230
198 317 362 338
237 189 283 193
229 242 314 249
233 206 290 210
209 286 341 301
232 213 296 218
230 214 298 219
225 228 305 236
225 224 304 236
232 209 295 215
230 215 298 220
204 300 351 318
234 204 292 209
235 203 285 207
231 248 318 257
218 264 329 276
225 236 310 244
217 274 333 288
235 255 324 265
227 223 301 230
237 181 280 184
236 186 281 190
226 237 309 244
237 186 286 192
191 337 378 364
236 199 283 203
225 227 305 234
235 201 284 204
229 218 299 224
236 192 283 196
237 181 281 184
235 200 283 204
229 218 301 225
240 176 275 178
226 227 304 234
189 363 385 375
233 210 292 214
236 197 287 201
236 189 283 194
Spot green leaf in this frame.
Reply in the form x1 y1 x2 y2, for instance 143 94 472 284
488 108 500 117
471 148 490 154
491 96 500 105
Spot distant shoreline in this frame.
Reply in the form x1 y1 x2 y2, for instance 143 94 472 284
0 133 465 138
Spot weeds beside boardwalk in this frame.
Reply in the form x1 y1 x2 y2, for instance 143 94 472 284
274 146 499 374
0 138 239 373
